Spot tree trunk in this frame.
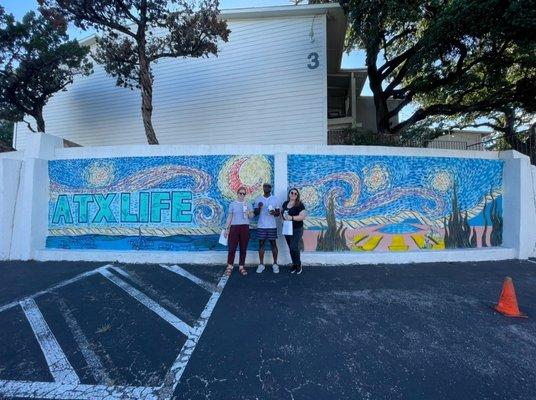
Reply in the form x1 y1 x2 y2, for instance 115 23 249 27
35 107 46 133
138 49 159 145
366 58 391 135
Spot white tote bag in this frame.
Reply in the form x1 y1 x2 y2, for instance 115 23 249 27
282 220 293 236
218 229 228 246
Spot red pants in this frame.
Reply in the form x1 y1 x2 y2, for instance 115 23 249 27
227 225 250 265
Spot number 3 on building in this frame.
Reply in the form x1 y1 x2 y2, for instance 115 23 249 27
307 52 319 69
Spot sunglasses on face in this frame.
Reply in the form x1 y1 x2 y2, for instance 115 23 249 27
289 192 298 195
238 192 246 195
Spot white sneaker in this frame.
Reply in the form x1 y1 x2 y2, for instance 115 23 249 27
272 264 279 274
256 264 265 273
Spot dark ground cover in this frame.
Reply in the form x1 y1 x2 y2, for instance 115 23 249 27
0 259 535 400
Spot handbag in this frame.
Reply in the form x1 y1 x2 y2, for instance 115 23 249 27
282 220 293 236
218 229 228 246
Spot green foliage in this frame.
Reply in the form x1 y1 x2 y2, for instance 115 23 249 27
0 9 92 132
345 0 536 135
0 119 14 151
39 0 230 144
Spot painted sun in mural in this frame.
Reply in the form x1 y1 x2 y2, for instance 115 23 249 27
300 185 320 208
84 161 116 187
218 155 272 200
430 170 454 192
363 164 389 192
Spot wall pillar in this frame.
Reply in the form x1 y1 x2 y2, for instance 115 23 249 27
9 134 63 260
500 150 536 259
0 158 22 260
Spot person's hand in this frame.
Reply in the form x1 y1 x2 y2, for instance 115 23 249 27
224 228 229 238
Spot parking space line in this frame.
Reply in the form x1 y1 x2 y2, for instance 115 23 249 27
160 264 217 293
56 296 112 385
20 298 80 385
0 266 109 313
100 268 192 336
527 259 536 265
157 273 229 398
0 380 159 400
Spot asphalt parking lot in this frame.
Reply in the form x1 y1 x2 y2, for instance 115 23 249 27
0 259 535 400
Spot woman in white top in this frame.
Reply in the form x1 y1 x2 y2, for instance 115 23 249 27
224 186 254 276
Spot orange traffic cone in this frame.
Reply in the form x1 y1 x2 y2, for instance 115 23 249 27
494 277 527 318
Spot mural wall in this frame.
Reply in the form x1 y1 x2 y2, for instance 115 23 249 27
288 155 504 252
47 155 273 251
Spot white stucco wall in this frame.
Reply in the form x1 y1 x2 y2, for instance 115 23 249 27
531 165 536 258
0 158 22 260
3 134 535 264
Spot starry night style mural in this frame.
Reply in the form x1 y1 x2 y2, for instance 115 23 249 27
288 155 504 252
47 155 274 251
47 153 503 253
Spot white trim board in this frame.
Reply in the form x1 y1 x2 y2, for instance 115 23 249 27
36 247 516 266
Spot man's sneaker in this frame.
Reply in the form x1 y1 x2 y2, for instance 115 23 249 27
296 265 303 275
290 265 297 274
256 264 265 273
272 264 279 274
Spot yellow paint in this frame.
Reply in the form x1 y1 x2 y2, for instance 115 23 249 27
355 235 383 251
389 235 409 251
353 233 368 244
350 233 369 251
432 240 445 250
411 235 426 249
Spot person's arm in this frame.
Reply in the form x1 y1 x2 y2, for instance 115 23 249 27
291 205 306 222
254 200 262 216
292 210 306 222
271 199 281 217
280 202 289 220
224 206 233 236
247 203 254 218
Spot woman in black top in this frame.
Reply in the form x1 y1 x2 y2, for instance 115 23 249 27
281 187 306 274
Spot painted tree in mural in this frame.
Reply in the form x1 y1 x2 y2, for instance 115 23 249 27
345 0 536 137
444 183 503 248
38 0 230 145
316 194 349 251
0 8 92 134
489 190 503 246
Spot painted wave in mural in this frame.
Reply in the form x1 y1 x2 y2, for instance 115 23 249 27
47 155 273 251
289 154 504 252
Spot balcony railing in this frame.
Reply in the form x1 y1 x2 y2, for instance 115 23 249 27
328 129 536 165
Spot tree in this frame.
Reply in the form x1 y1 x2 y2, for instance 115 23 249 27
0 119 14 152
442 107 536 164
0 8 92 134
345 0 536 135
39 0 230 145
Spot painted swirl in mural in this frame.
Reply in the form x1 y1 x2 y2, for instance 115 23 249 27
308 171 446 218
50 164 211 196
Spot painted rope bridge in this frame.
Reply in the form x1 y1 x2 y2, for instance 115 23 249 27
0 264 228 400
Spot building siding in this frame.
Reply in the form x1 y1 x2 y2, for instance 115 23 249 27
15 15 327 150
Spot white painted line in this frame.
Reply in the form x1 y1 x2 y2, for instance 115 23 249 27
160 264 217 293
0 380 158 400
20 298 80 385
527 259 536 265
56 297 112 385
157 273 229 398
100 268 192 336
0 266 108 313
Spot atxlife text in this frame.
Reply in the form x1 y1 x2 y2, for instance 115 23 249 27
51 191 193 224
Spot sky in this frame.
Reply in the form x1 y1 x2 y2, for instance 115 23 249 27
1 0 366 69
3 0 392 114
